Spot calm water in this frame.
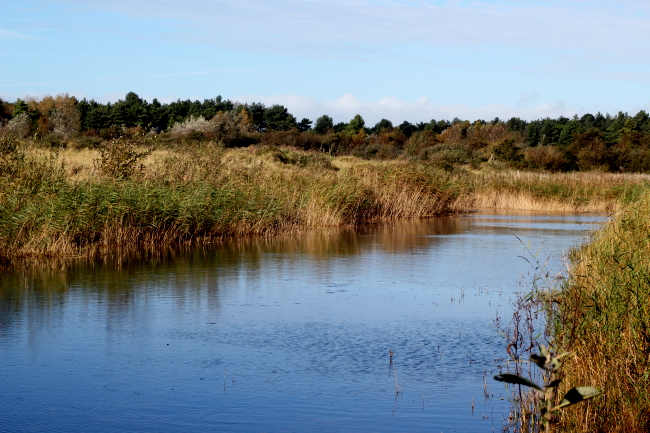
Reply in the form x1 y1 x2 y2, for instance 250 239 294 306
0 212 605 433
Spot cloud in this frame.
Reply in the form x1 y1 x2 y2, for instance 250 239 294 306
233 93 579 123
52 0 650 64
0 27 36 40
0 69 255 88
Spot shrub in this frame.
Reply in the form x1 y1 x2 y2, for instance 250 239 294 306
0 134 26 178
524 146 569 172
492 139 523 164
257 145 337 170
4 113 32 138
567 128 613 172
419 144 470 170
169 115 212 135
404 130 441 157
95 139 152 180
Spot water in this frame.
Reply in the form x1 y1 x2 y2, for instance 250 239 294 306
0 212 606 432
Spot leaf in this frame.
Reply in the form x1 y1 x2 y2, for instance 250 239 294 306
551 358 562 371
540 345 549 358
494 374 543 392
553 387 601 410
530 354 547 370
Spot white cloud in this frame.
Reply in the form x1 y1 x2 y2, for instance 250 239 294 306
233 93 580 123
55 0 650 64
0 27 35 40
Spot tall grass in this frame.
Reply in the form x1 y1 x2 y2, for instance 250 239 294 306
454 170 650 212
0 142 462 261
550 192 650 432
2 139 648 263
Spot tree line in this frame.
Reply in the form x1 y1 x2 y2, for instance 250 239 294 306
2 91 650 172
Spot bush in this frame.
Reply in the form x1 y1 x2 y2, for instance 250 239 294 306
4 113 32 138
568 128 614 172
257 145 337 170
492 139 523 164
95 139 152 180
259 129 326 151
73 135 103 149
419 144 470 170
169 111 253 145
524 146 569 172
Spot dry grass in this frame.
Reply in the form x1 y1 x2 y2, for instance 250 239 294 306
453 170 650 213
551 192 650 432
2 143 648 262
0 144 462 260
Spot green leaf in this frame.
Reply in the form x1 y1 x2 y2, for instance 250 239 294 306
553 386 601 410
494 374 543 391
530 354 547 369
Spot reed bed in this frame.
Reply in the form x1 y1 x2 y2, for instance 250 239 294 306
454 170 650 213
1 141 648 263
549 192 650 432
0 143 460 261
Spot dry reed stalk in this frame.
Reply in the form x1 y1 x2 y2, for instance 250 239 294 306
453 190 613 213
3 145 649 262
549 192 650 432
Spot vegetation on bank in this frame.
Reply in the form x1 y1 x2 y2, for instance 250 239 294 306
0 135 464 261
2 128 649 264
3 92 650 173
3 93 650 431
549 192 650 432
499 191 650 433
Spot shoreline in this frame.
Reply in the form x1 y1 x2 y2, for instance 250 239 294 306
1 144 648 265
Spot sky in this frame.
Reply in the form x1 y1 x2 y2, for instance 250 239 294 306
2 0 650 124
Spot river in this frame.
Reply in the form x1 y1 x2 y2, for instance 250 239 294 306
0 211 605 432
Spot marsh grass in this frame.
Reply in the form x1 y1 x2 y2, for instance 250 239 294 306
499 192 650 432
1 141 648 263
454 170 650 212
0 143 464 261
551 192 650 432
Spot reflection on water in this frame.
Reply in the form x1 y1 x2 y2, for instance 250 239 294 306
0 212 606 432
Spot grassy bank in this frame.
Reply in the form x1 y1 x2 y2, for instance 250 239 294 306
549 192 650 432
2 138 649 263
454 169 649 212
0 141 462 261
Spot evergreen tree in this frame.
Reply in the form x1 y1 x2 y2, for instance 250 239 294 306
347 114 365 134
313 115 334 135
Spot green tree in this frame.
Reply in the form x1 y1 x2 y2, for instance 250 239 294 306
525 120 542 146
347 114 365 134
398 120 416 138
245 102 267 132
148 98 169 132
333 122 348 133
112 92 149 127
200 96 234 120
558 118 585 148
263 104 297 131
506 117 527 132
297 118 312 132
539 118 561 146
12 99 29 118
313 115 334 134
372 118 393 133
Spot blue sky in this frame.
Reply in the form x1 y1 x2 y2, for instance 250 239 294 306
2 0 650 124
